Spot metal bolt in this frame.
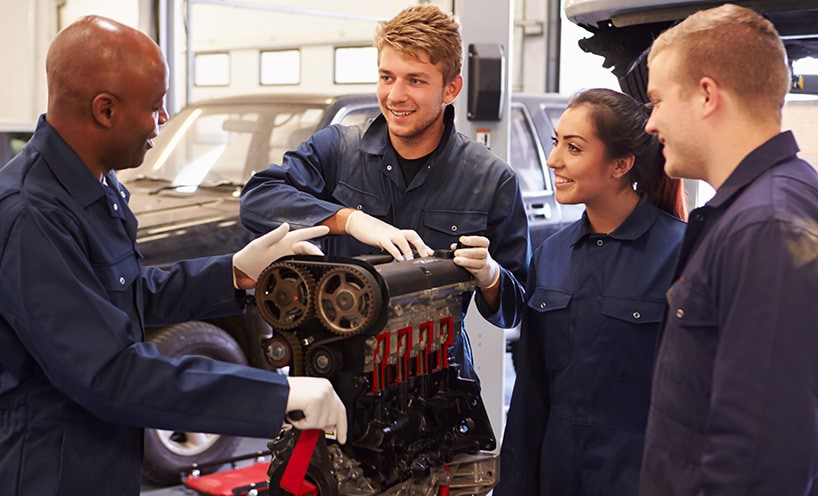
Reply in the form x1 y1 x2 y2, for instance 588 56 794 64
269 342 287 361
457 417 475 434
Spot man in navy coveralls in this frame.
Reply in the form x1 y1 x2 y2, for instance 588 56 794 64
0 16 346 495
641 4 818 495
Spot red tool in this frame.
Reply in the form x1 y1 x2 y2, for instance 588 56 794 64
279 429 321 495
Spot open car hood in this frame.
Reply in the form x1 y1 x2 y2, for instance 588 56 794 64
128 189 240 233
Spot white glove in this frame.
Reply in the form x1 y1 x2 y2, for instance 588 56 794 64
233 223 329 281
285 376 348 444
345 210 433 261
451 235 500 289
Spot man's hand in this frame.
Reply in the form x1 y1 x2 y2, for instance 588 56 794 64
345 210 433 261
233 223 329 289
285 376 348 444
451 235 500 289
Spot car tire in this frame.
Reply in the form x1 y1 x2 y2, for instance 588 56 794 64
142 321 247 486
618 47 650 103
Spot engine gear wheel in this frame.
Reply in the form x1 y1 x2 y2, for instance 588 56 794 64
315 266 381 336
261 330 304 375
256 262 316 330
305 344 343 378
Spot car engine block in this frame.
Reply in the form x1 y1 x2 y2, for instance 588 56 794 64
255 251 498 495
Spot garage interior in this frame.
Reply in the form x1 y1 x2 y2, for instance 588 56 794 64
1 1 817 495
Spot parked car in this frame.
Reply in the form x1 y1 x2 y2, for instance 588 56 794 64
564 0 818 101
0 120 34 166
115 92 581 484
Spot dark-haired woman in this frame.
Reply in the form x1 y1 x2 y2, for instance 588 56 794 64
497 88 687 496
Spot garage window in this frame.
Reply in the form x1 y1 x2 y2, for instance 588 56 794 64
194 52 230 87
334 46 378 84
260 49 301 86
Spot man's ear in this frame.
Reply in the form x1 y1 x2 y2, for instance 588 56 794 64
611 154 636 179
698 77 721 118
92 93 116 128
444 74 463 104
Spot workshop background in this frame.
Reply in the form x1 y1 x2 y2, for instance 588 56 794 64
1 1 816 495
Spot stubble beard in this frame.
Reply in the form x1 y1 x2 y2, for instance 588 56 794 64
388 106 444 149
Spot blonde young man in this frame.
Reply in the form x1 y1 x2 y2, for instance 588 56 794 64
240 5 530 383
641 4 818 495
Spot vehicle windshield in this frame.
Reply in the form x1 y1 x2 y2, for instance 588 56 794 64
118 102 328 190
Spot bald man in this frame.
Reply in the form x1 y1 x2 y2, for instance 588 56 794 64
0 16 345 495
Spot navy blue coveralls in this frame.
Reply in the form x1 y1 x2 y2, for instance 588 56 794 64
0 116 291 495
240 105 531 381
641 132 818 496
498 196 685 496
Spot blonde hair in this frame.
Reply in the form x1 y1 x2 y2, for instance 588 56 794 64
649 4 790 121
374 4 462 84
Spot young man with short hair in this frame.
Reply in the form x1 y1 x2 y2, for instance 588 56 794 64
641 4 818 494
241 5 530 382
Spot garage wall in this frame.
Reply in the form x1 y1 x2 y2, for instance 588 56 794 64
0 0 616 123
180 0 448 103
189 43 375 102
0 0 53 124
0 0 139 124
58 0 139 28
0 0 552 124
4 0 815 167
784 99 818 169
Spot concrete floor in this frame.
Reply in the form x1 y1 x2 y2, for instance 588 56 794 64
140 352 516 495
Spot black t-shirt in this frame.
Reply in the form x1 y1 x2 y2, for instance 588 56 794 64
391 109 453 186
397 150 433 185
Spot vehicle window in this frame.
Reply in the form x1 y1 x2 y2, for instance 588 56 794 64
336 107 381 127
270 108 325 162
118 104 328 188
0 132 32 165
9 133 30 157
510 105 551 194
179 113 254 186
543 106 564 131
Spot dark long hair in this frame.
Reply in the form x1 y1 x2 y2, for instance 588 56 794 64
568 88 686 220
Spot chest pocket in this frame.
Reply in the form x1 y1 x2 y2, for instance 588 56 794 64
92 255 139 293
423 210 488 250
91 254 138 310
91 254 141 340
526 288 573 370
666 278 718 329
332 182 390 219
599 296 665 383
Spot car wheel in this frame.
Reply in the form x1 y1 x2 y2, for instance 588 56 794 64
142 321 247 486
